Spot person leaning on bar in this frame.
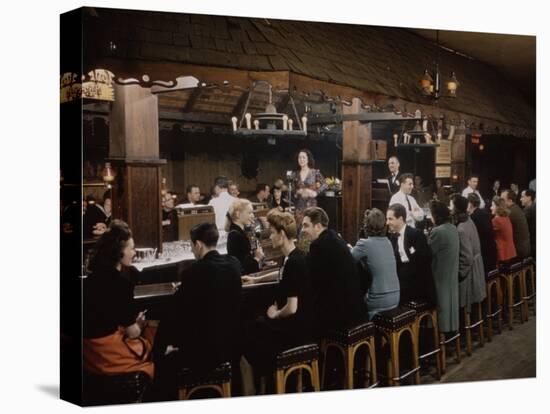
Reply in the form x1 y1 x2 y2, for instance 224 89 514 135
82 220 154 380
151 222 242 401
241 210 313 377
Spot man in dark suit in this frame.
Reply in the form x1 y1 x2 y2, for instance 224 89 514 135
467 193 497 273
501 189 531 258
386 203 435 305
249 183 270 204
152 222 242 400
520 189 536 259
301 207 366 337
386 156 401 195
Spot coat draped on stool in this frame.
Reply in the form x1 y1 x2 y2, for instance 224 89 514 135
428 222 460 332
456 215 487 312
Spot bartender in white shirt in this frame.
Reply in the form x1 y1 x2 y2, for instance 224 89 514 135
208 176 237 230
389 173 424 228
461 175 485 209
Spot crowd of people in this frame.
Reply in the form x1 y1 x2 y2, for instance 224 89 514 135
80 151 536 400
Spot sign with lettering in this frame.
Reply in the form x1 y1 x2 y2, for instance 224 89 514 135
60 69 115 103
435 140 452 164
435 165 452 178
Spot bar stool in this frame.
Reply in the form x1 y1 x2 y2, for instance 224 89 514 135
522 257 536 316
500 261 526 329
83 370 151 406
178 362 232 400
373 307 419 386
321 321 378 389
274 344 320 394
463 303 484 356
485 268 503 341
439 330 461 374
405 301 442 381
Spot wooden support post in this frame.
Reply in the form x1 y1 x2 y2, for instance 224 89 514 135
342 98 373 244
109 83 165 250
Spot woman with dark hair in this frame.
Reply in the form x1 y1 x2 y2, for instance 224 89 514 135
490 196 517 263
270 185 289 212
83 220 154 380
450 194 486 313
428 201 460 333
290 148 327 224
351 208 400 320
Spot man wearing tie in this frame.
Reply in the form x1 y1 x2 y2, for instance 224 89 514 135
386 204 435 305
389 173 425 228
386 156 401 195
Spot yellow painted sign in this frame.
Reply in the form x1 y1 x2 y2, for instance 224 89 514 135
60 69 115 103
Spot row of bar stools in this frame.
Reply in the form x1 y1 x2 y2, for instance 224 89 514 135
321 321 378 389
178 362 232 400
275 344 320 394
499 261 527 328
439 331 461 374
405 301 442 381
522 257 536 316
463 303 485 356
485 269 503 341
373 307 420 386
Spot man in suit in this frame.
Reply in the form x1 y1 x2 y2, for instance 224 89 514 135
467 193 497 273
386 156 401 195
301 207 366 337
153 222 242 400
249 183 270 204
520 189 536 258
501 189 531 258
386 203 435 305
389 173 425 228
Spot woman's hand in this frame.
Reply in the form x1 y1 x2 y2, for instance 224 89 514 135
254 246 265 262
241 275 256 285
267 304 279 319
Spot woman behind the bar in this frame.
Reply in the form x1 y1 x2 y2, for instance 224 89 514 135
490 196 517 264
290 149 327 225
226 198 264 275
242 210 313 377
351 208 400 320
82 220 154 380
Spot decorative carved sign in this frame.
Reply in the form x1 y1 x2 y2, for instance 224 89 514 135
60 69 115 103
60 72 82 103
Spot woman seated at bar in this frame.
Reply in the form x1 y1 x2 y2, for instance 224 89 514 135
242 210 313 376
226 198 265 274
490 196 517 264
270 185 289 212
82 220 154 380
351 208 400 320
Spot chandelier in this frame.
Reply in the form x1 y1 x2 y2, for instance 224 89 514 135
419 30 460 100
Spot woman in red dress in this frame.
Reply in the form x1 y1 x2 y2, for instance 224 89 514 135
490 196 517 263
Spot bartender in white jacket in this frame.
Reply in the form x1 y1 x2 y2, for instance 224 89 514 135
389 173 424 228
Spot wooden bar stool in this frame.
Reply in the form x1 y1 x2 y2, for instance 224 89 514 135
373 307 419 386
485 268 503 341
274 344 320 394
463 303 485 356
522 257 536 316
499 261 526 329
321 321 378 390
405 301 442 381
439 331 461 374
178 362 232 400
83 370 151 406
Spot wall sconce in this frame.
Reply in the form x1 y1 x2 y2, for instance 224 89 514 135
101 162 116 188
